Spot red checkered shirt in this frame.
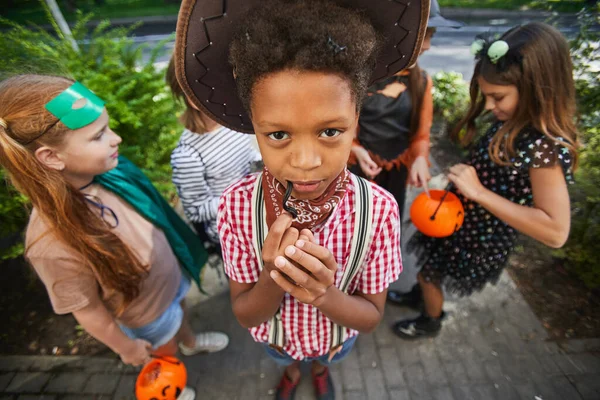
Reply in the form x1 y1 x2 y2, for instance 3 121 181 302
217 172 402 360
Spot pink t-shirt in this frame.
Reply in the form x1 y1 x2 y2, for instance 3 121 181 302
25 184 181 328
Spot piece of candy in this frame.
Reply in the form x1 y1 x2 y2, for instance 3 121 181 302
283 181 298 218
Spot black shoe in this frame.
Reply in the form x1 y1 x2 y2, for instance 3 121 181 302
387 284 423 310
392 312 445 340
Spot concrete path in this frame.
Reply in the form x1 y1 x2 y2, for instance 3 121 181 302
1 272 600 399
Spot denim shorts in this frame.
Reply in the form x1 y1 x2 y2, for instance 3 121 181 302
119 276 191 349
262 335 358 366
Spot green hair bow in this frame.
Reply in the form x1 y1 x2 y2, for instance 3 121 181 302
470 37 510 65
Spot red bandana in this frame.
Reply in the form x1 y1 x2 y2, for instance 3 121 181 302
262 168 349 231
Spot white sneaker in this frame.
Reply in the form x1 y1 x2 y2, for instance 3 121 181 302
179 332 229 356
177 387 196 400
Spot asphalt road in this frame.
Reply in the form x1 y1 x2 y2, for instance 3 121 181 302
138 13 593 82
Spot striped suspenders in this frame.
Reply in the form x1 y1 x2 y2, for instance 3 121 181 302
251 173 374 353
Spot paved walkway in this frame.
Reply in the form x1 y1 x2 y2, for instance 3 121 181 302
1 265 600 399
2 126 599 400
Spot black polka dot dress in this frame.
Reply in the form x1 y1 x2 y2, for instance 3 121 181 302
409 122 574 296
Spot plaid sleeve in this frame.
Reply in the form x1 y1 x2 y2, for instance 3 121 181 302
217 179 261 283
356 188 402 294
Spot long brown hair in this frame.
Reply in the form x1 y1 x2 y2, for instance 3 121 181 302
166 57 211 134
452 22 579 167
0 75 148 315
406 63 427 137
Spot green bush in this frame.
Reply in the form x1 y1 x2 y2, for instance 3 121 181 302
6 0 181 26
0 7 181 259
432 70 470 129
0 169 28 260
553 9 600 288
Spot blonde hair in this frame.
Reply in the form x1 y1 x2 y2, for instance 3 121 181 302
166 57 213 134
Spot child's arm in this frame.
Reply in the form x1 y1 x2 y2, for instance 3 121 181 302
409 75 433 164
408 75 433 189
270 237 386 333
350 140 382 179
72 298 152 366
228 213 302 328
27 253 152 365
318 290 386 334
229 271 286 329
448 163 570 248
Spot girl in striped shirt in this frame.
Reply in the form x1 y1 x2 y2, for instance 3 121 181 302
166 58 261 244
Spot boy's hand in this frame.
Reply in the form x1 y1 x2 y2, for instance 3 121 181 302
298 228 315 243
262 213 298 274
270 238 338 307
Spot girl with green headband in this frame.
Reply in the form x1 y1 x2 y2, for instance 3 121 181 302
391 22 580 340
0 75 230 400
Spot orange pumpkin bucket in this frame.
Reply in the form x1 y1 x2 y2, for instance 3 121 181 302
410 186 464 238
135 356 187 400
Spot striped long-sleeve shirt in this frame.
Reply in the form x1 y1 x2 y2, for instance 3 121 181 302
171 127 261 243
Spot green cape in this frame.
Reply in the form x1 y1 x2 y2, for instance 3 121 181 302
94 156 207 288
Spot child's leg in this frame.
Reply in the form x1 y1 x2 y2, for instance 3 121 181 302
311 360 325 375
417 272 444 318
152 337 179 357
261 345 301 400
311 360 334 399
176 300 229 355
146 340 196 400
151 303 190 356
392 274 445 339
285 361 301 382
176 300 196 348
273 360 302 400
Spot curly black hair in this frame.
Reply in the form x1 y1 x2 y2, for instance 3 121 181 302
229 0 381 114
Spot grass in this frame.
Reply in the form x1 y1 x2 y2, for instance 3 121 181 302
3 0 180 26
439 0 597 12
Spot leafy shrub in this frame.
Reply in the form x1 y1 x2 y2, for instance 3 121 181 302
432 71 470 126
553 9 600 288
0 7 181 259
0 169 28 260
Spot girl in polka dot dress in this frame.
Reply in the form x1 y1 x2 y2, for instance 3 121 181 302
389 22 580 339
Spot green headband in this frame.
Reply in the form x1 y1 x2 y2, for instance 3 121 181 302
45 82 105 129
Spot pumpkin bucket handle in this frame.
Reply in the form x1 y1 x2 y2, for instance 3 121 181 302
149 355 182 366
429 182 454 221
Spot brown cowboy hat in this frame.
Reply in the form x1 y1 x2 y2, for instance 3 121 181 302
175 0 431 133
